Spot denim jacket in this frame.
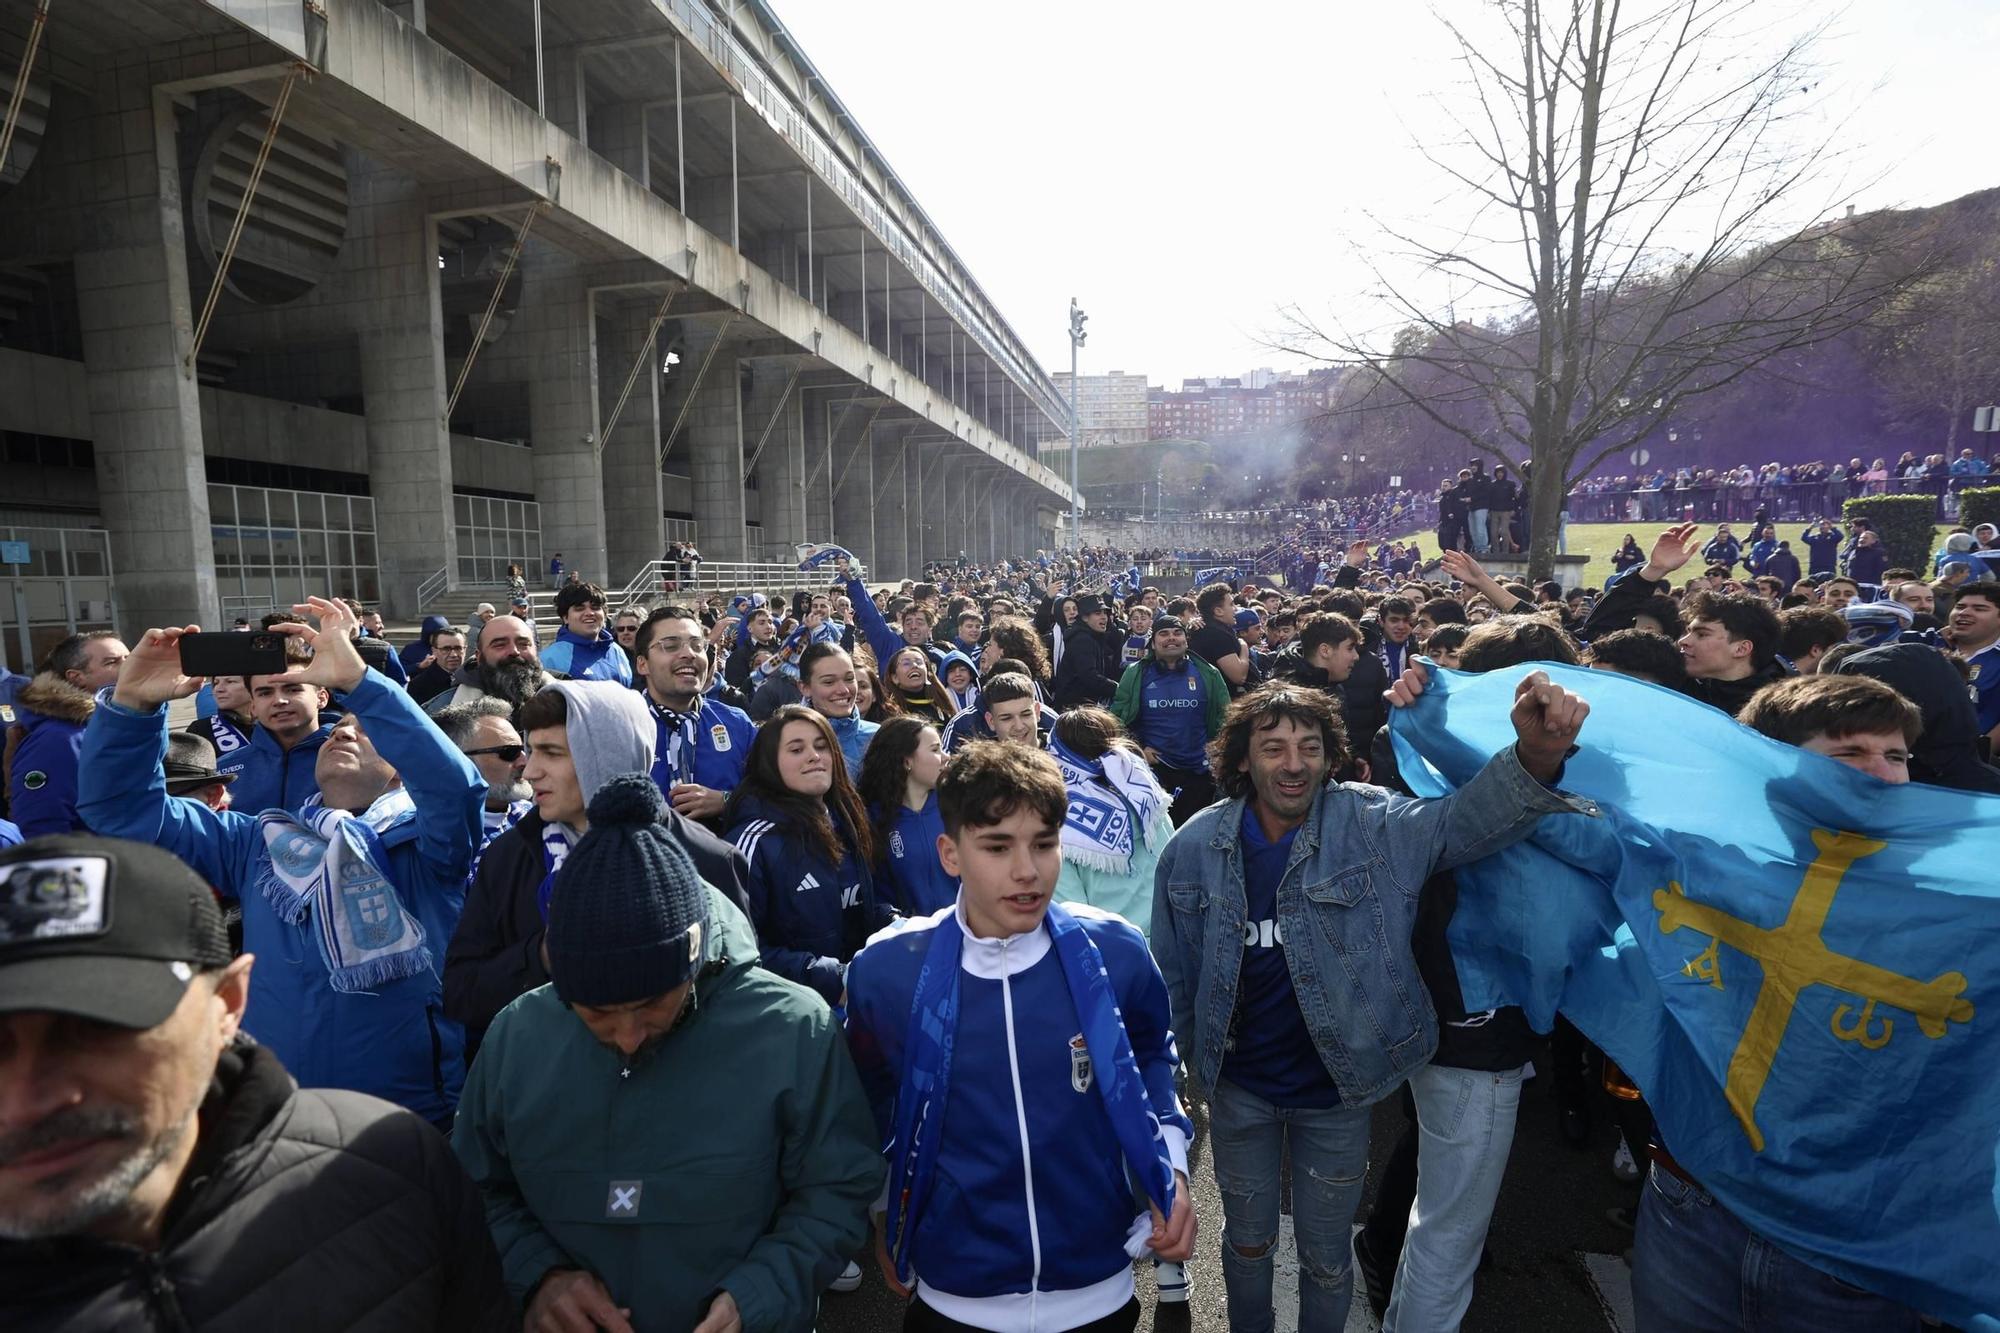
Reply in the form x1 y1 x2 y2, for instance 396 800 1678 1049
1149 746 1595 1107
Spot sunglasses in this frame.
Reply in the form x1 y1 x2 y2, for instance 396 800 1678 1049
463 744 525 763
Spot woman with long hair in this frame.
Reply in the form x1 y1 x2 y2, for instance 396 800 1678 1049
880 645 952 724
1047 707 1174 937
724 705 893 1006
855 716 958 915
854 660 895 723
982 616 1052 693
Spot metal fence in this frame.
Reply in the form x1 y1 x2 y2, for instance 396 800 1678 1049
1566 479 1980 527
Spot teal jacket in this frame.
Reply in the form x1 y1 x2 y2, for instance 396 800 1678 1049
1110 652 1230 739
452 888 883 1331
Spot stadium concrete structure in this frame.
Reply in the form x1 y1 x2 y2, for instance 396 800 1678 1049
0 0 1076 669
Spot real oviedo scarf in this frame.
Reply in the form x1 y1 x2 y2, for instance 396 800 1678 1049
1048 735 1170 875
256 789 428 992
886 902 1177 1286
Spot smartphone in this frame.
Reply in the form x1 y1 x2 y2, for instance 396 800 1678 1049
178 631 288 679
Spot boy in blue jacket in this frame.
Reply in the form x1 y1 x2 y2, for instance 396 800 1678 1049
539 580 632 684
76 597 485 1130
846 741 1196 1332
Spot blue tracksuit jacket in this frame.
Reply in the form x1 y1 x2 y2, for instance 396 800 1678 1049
222 722 331 817
540 625 632 684
728 792 894 1004
845 904 1192 1325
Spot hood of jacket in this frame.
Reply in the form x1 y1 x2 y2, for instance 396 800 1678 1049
1829 643 2000 794
14 673 94 730
934 648 979 682
544 680 656 813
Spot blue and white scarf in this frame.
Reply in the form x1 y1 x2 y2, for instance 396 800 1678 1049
465 798 534 894
535 819 577 923
1049 736 1170 875
885 901 1177 1286
797 542 856 571
256 790 428 992
754 619 844 683
649 696 701 786
1195 566 1240 587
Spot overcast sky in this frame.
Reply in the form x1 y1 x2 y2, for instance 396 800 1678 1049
774 0 2000 390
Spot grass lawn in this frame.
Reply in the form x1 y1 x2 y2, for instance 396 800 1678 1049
1374 521 1954 589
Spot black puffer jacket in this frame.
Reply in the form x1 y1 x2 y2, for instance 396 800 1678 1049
0 1040 512 1332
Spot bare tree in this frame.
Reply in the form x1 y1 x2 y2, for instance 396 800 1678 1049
1279 0 1932 577
1878 252 2000 458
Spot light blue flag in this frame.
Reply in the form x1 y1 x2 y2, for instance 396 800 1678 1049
1390 661 1999 1330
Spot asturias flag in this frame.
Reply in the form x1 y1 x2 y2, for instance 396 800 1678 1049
1390 661 1998 1330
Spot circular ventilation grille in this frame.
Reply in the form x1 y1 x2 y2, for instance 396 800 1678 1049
190 106 349 305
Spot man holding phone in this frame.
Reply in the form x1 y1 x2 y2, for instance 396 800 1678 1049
75 598 487 1129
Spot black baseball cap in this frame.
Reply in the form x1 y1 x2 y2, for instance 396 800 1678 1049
0 835 232 1029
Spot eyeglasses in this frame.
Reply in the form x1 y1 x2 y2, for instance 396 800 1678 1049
463 744 525 763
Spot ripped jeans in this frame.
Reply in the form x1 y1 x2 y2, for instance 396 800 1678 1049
1209 1078 1372 1333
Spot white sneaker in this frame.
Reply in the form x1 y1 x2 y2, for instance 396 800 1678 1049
829 1259 862 1294
1612 1134 1641 1184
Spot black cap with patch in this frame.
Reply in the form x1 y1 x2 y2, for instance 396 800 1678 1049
0 834 231 1029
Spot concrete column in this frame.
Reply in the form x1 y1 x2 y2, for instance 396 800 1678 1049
907 438 928 570
682 342 748 562
75 75 218 633
871 429 908 582
519 272 607 587
749 366 805 562
830 412 875 569
599 298 665 587
353 170 455 618
801 392 837 545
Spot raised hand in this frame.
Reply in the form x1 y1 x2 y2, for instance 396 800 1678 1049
1344 539 1371 568
1509 669 1589 781
112 626 207 711
268 596 368 694
1641 523 1703 582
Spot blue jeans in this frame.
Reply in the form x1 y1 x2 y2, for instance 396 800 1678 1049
1382 1062 1524 1333
1632 1162 1920 1333
1209 1078 1370 1333
1468 509 1490 554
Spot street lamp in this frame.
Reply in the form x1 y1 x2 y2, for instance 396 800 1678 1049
1068 298 1087 550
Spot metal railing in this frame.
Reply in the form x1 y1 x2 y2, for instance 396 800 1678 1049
656 0 1070 431
1565 479 1978 527
522 559 842 622
414 566 451 608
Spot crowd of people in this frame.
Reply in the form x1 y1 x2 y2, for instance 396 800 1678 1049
2 506 1997 1332
1566 450 2000 524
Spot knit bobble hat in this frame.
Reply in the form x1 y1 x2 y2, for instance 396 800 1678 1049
545 774 710 1008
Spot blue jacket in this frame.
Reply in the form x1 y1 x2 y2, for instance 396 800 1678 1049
223 721 331 817
825 708 878 779
400 614 452 673
645 694 755 795
844 575 928 665
845 904 1192 1322
77 670 485 1124
0 818 20 848
1150 748 1591 1106
875 792 958 915
1745 538 1777 575
728 793 894 1004
940 700 1060 752
540 625 632 685
7 674 93 838
1700 535 1742 569
1800 527 1843 575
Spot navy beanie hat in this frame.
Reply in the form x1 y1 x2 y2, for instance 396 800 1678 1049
545 774 710 1007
